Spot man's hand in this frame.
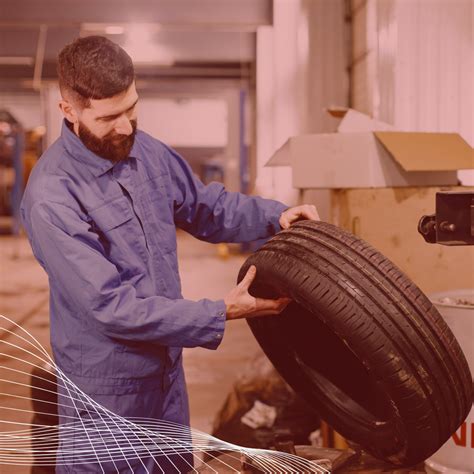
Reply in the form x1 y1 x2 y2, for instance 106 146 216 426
224 265 291 320
279 204 320 230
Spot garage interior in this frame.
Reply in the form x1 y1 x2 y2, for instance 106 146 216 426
0 0 473 473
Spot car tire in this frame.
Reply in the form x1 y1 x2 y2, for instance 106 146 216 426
238 220 472 466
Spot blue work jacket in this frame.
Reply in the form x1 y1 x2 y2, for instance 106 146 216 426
20 120 288 409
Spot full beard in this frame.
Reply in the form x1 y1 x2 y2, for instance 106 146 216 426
78 119 137 163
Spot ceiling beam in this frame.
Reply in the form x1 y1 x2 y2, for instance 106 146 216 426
0 0 272 30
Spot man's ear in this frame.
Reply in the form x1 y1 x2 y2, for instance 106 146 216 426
59 100 78 124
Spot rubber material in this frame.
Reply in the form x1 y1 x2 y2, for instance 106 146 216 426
238 220 472 466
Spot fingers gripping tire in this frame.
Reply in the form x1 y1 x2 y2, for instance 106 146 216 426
238 220 472 466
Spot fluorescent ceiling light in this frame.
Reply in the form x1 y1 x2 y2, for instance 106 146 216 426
0 57 34 65
105 25 125 35
80 23 172 65
124 24 174 65
81 23 125 35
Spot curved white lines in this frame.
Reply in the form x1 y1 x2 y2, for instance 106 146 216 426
0 315 329 473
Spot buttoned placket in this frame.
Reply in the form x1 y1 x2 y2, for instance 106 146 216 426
112 159 174 390
113 161 147 242
111 160 160 284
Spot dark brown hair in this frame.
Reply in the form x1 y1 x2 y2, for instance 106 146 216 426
57 36 135 108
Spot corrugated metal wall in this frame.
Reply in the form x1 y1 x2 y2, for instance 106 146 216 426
394 0 472 146
353 0 473 139
351 0 472 181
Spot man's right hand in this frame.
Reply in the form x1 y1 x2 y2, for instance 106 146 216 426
224 265 291 321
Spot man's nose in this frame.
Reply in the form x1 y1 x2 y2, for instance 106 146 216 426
114 115 133 135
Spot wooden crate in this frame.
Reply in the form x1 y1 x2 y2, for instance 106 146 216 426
328 186 474 294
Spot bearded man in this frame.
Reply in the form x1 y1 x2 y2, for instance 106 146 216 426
20 35 319 473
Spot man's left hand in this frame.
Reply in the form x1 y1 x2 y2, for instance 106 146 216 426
279 204 320 230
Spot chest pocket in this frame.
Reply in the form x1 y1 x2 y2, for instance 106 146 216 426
89 195 133 232
146 190 177 254
88 195 149 272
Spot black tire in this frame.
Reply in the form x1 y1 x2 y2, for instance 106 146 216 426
238 220 472 467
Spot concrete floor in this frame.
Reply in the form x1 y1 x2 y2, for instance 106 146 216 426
0 231 263 473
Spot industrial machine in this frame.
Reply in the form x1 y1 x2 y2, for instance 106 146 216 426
418 191 474 246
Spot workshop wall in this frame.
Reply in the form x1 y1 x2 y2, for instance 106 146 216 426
255 0 348 220
351 0 473 183
0 93 42 130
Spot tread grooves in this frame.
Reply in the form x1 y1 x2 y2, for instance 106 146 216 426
240 221 472 465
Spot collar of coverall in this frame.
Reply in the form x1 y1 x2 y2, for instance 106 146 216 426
61 119 142 178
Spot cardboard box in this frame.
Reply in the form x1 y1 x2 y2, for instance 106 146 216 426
266 108 474 189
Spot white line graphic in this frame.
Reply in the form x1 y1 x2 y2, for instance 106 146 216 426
0 314 330 472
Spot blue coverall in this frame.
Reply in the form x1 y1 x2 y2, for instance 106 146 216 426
20 120 289 473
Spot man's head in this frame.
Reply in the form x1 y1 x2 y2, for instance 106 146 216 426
57 36 138 162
